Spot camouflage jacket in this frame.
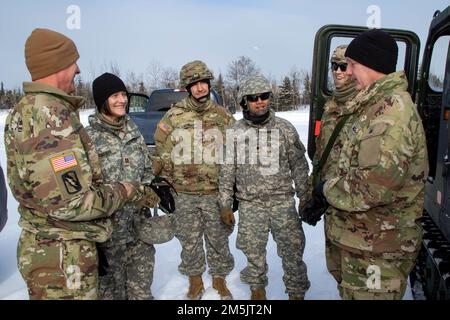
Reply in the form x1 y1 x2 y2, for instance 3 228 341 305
0 164 7 232
218 109 310 208
4 82 129 242
314 96 353 182
85 112 154 245
153 96 235 194
323 72 429 257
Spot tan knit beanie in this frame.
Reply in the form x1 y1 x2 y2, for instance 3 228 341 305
25 28 80 80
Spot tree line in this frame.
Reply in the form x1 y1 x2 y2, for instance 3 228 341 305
0 56 312 111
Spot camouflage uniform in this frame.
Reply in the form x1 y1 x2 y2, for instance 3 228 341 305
153 61 235 278
4 82 131 299
312 45 358 284
219 75 310 297
0 164 7 232
323 71 429 299
85 112 155 300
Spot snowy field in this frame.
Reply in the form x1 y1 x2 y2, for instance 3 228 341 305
0 108 413 300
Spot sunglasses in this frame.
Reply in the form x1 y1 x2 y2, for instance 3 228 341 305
247 92 271 102
331 62 348 72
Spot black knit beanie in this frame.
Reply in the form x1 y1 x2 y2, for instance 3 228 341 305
345 29 398 75
92 73 128 108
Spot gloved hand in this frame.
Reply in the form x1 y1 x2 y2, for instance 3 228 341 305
220 207 235 226
126 182 161 209
149 176 177 214
299 181 329 226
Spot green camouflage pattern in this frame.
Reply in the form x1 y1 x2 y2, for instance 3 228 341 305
4 82 130 243
98 239 155 300
325 240 414 299
237 75 272 108
331 45 348 64
153 97 235 194
85 112 156 300
179 60 214 89
173 193 234 277
18 230 98 300
219 110 310 208
237 200 310 296
323 71 428 298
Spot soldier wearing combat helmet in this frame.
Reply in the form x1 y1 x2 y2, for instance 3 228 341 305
219 74 310 300
153 60 235 300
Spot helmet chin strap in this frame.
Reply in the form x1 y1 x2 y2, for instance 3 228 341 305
187 82 211 103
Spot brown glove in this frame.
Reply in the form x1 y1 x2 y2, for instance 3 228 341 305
220 207 235 227
124 182 160 208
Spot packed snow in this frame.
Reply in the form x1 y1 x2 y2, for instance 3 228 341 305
0 108 413 300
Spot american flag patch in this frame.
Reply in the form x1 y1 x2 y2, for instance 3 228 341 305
50 153 78 172
159 122 170 134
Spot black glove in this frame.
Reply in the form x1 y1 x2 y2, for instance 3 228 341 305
96 244 109 277
232 183 239 213
300 181 329 226
149 177 177 214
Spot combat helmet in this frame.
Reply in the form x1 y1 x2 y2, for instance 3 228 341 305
331 45 348 64
179 60 214 89
238 74 272 108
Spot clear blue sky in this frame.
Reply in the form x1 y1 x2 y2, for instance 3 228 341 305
0 0 448 89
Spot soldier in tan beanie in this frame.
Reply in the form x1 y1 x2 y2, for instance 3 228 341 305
4 28 154 300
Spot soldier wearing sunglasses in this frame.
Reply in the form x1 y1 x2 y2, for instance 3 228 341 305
219 75 310 300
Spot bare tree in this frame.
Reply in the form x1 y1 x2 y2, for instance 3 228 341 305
225 56 261 110
160 67 179 88
145 60 164 92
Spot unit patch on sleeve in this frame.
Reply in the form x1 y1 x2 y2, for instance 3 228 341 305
61 170 82 194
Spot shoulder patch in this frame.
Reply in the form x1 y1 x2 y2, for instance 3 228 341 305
158 122 171 134
50 152 78 172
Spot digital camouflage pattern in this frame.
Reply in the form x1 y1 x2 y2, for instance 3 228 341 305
237 74 272 108
219 107 310 296
18 230 98 300
153 97 235 194
179 60 214 89
85 112 155 300
174 193 234 277
97 239 155 300
323 71 429 298
237 200 310 296
219 109 310 208
4 82 132 243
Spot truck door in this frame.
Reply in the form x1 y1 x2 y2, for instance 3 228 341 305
308 25 420 161
418 7 450 242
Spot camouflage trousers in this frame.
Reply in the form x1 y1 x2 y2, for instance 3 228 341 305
325 234 416 300
17 230 98 300
98 239 155 300
174 193 234 277
237 199 310 296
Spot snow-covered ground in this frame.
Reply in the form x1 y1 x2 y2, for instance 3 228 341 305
0 108 413 300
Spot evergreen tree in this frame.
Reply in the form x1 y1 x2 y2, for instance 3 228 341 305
278 76 293 111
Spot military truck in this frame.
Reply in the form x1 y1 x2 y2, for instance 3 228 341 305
308 6 450 299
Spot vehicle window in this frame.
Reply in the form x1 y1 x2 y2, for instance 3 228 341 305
148 90 219 111
128 95 147 113
327 36 406 92
428 35 450 92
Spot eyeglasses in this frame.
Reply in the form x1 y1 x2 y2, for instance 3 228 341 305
331 62 348 72
247 92 271 102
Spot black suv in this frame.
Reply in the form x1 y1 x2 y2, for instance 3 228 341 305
128 88 225 153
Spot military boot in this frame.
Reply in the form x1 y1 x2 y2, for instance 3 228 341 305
289 295 304 300
187 275 204 300
212 276 233 300
251 288 266 300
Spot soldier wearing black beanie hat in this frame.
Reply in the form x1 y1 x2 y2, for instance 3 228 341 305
92 73 128 111
345 29 398 75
